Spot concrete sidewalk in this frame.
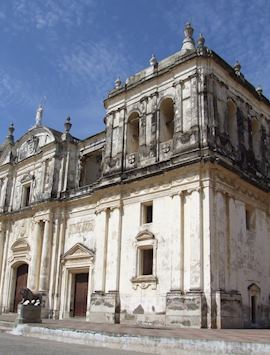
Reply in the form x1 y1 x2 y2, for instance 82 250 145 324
1 314 270 354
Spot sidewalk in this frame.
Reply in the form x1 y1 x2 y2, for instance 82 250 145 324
1 313 270 354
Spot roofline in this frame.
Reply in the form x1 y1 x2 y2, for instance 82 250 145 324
104 49 270 112
81 129 105 142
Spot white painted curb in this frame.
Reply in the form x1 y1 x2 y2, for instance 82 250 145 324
10 324 270 355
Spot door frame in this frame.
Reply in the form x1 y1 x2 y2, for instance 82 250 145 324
73 271 89 317
13 263 29 312
10 261 29 312
59 243 95 320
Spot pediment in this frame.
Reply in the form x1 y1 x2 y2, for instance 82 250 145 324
11 239 30 253
20 172 34 183
136 230 155 241
62 243 95 261
15 127 57 162
248 283 260 292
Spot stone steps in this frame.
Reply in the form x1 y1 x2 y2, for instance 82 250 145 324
0 320 14 333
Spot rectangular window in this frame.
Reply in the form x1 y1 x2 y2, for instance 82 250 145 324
251 295 256 323
22 184 31 207
246 208 251 230
141 202 153 224
140 248 153 275
246 206 255 231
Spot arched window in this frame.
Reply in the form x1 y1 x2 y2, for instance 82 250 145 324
227 100 238 148
160 98 174 143
248 283 260 325
126 112 140 154
251 119 261 160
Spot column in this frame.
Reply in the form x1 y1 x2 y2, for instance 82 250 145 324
156 109 160 161
228 196 237 291
170 192 184 291
202 183 215 328
39 219 52 292
28 221 43 291
105 205 122 292
0 222 7 313
0 223 4 284
173 81 183 133
189 188 202 290
94 208 109 292
53 209 66 319
48 217 60 315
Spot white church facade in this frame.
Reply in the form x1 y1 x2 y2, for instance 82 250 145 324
0 24 269 329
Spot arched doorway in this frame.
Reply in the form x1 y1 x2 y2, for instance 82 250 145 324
13 263 28 312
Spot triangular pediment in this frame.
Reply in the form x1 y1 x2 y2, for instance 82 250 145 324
62 243 95 261
20 173 34 183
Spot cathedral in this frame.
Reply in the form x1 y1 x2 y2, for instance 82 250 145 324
0 23 269 329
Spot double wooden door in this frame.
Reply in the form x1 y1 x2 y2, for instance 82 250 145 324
13 263 28 312
73 273 89 317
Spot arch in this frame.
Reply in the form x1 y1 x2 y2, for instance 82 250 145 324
159 98 174 143
251 118 261 160
248 283 260 325
227 99 238 148
126 112 140 154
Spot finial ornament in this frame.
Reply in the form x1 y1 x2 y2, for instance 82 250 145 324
234 61 241 76
64 116 72 133
256 85 263 96
197 33 205 47
6 123 15 144
197 33 209 56
115 78 122 89
149 54 158 67
180 22 196 54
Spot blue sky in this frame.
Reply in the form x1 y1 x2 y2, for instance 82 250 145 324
0 0 269 143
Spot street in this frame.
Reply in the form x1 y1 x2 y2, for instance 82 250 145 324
0 332 150 355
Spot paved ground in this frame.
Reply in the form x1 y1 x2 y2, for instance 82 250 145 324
1 313 270 354
0 332 150 355
1 313 270 344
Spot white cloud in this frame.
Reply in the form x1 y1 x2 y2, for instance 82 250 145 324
162 0 270 98
57 38 135 95
0 69 35 108
11 0 95 30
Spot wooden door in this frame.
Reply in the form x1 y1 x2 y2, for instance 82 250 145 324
13 263 28 312
73 273 89 317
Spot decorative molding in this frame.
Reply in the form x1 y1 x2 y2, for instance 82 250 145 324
131 275 158 290
135 230 154 242
11 238 30 254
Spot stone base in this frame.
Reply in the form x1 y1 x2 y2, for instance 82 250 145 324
15 304 42 325
120 310 165 328
88 291 120 324
165 290 207 328
215 290 243 328
40 292 50 319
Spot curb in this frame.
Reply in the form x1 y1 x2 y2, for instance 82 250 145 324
9 324 270 355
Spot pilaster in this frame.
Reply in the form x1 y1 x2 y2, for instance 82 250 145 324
28 220 43 291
